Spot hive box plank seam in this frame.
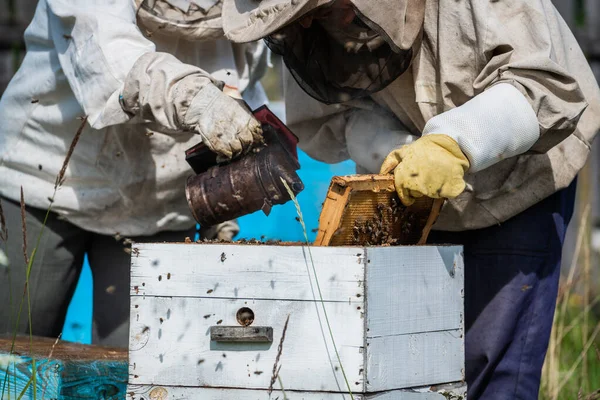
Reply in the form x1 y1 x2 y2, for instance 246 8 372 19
128 243 465 396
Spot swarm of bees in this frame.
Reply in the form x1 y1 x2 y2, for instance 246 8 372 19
351 197 410 246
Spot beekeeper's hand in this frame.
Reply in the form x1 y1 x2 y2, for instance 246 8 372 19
121 52 263 160
380 83 543 206
380 134 470 206
182 85 263 160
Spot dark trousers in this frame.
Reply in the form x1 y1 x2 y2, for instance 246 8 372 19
429 181 577 399
0 196 196 348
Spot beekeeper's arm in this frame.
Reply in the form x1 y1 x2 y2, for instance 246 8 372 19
47 0 261 159
381 0 587 205
284 71 416 172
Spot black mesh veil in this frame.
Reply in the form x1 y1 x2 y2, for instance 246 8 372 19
140 0 222 24
264 17 413 105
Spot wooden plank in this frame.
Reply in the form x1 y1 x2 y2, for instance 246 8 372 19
126 385 462 399
0 336 125 361
131 243 365 302
1 336 127 399
364 246 464 391
60 361 128 399
129 244 465 393
127 385 356 399
210 326 274 343
368 392 447 400
332 174 397 188
1 358 128 400
417 198 444 245
0 356 61 400
314 175 435 246
129 296 365 392
314 180 352 246
366 246 464 336
366 330 464 392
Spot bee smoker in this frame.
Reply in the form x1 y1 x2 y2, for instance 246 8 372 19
185 105 305 227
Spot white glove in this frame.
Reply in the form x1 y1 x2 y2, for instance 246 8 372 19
182 84 263 160
122 52 263 160
200 220 240 241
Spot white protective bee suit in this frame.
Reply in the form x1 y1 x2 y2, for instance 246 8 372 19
221 0 600 398
0 0 267 346
0 0 268 236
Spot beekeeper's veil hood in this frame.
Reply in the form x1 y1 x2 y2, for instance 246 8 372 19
223 0 425 104
134 0 225 41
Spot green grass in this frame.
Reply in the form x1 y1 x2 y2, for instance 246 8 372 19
0 117 86 400
540 204 600 400
540 294 600 400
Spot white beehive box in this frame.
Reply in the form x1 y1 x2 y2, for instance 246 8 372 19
127 243 465 399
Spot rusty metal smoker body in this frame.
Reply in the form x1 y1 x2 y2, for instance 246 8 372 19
185 106 304 227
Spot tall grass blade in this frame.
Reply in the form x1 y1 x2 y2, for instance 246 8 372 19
55 116 87 189
268 314 290 395
277 375 288 400
548 204 591 399
557 323 600 394
19 188 28 266
281 178 355 399
16 376 32 400
558 294 600 342
4 116 86 400
18 188 37 400
0 198 15 400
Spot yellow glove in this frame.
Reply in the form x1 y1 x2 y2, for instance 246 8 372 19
379 134 470 206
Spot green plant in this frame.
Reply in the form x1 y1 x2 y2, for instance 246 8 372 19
541 204 600 399
281 178 355 399
0 116 86 400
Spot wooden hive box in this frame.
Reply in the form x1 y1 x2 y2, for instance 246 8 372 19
0 336 127 399
315 175 442 247
127 243 466 399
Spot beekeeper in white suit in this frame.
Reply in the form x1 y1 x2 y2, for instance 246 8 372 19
222 0 600 398
0 0 267 347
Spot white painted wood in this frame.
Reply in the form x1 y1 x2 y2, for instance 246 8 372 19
129 243 465 395
126 385 355 399
366 246 464 336
126 385 456 399
366 330 464 392
129 296 365 392
131 243 365 302
367 392 447 400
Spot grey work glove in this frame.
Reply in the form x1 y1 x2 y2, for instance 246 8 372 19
122 52 263 160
